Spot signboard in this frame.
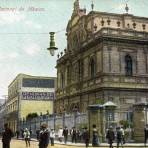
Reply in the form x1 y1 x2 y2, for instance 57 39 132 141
21 92 55 100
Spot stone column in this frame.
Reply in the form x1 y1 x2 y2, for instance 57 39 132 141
88 105 104 142
133 103 146 142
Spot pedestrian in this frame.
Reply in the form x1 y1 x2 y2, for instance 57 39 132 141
116 127 123 148
21 129 24 138
120 126 125 144
2 123 13 148
63 126 68 144
82 127 89 148
36 129 40 140
58 127 63 142
23 128 30 147
71 127 77 143
29 128 32 138
76 129 81 142
92 124 100 147
15 130 20 139
50 129 55 146
106 126 115 148
39 123 50 148
144 124 148 147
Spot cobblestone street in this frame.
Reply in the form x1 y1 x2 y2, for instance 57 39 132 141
0 139 146 148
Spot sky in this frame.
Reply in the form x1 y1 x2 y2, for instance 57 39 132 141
0 0 148 99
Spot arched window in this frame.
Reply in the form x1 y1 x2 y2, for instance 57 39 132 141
125 55 133 76
60 73 65 89
90 58 96 78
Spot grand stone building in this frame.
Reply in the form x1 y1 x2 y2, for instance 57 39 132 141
55 0 148 125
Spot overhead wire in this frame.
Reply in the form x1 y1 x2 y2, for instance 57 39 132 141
0 0 131 35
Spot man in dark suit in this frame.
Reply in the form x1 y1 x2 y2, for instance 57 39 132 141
39 123 50 148
106 126 115 148
2 123 13 148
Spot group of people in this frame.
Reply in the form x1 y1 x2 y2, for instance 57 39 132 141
106 126 125 148
1 123 50 148
2 122 148 148
55 125 100 148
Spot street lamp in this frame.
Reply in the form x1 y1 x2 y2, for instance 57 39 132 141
63 109 66 128
73 107 78 127
127 107 133 142
144 103 148 125
103 101 117 129
47 32 58 56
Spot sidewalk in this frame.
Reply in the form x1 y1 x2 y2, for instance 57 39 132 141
54 141 146 147
20 138 146 147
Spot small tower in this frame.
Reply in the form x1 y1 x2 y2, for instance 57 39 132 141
125 3 129 14
73 0 80 14
91 0 94 11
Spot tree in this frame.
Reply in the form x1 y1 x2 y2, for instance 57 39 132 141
119 120 132 129
26 112 38 120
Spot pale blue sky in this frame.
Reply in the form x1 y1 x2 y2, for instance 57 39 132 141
0 0 148 99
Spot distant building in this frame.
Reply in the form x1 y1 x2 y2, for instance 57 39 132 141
0 101 7 131
5 73 56 132
0 99 5 105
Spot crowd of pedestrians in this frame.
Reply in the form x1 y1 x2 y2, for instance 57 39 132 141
1 122 148 148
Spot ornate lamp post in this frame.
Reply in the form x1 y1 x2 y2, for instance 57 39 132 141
63 108 66 128
144 103 148 125
53 112 56 130
126 106 133 142
73 107 78 127
103 101 117 129
47 32 58 56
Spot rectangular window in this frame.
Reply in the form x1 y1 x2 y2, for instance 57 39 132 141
22 78 55 88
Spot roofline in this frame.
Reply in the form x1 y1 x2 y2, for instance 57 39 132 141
8 73 57 88
87 11 148 21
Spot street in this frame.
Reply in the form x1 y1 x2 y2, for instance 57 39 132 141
0 139 146 148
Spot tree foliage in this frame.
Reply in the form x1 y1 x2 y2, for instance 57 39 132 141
119 120 133 129
26 112 38 120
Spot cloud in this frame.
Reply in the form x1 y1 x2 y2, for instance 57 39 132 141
8 52 19 58
25 20 42 29
0 52 19 60
0 11 25 25
116 3 125 11
23 43 41 56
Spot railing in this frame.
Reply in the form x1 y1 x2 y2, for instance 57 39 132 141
19 113 88 137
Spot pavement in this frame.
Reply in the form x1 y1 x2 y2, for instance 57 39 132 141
54 141 147 147
19 138 147 147
0 138 147 148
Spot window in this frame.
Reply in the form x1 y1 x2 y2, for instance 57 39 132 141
78 60 82 80
61 73 65 89
22 78 55 88
90 58 96 78
125 55 133 76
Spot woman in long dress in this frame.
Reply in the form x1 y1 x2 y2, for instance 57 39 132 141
92 124 99 147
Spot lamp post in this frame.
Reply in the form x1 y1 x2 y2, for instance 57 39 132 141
103 101 117 129
22 118 25 130
73 107 78 127
127 107 133 142
144 103 148 126
63 109 66 128
47 32 58 56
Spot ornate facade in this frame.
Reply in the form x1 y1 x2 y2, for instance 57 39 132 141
55 0 148 124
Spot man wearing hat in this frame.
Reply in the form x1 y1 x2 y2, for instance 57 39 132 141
2 123 13 148
106 126 115 148
39 123 50 148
